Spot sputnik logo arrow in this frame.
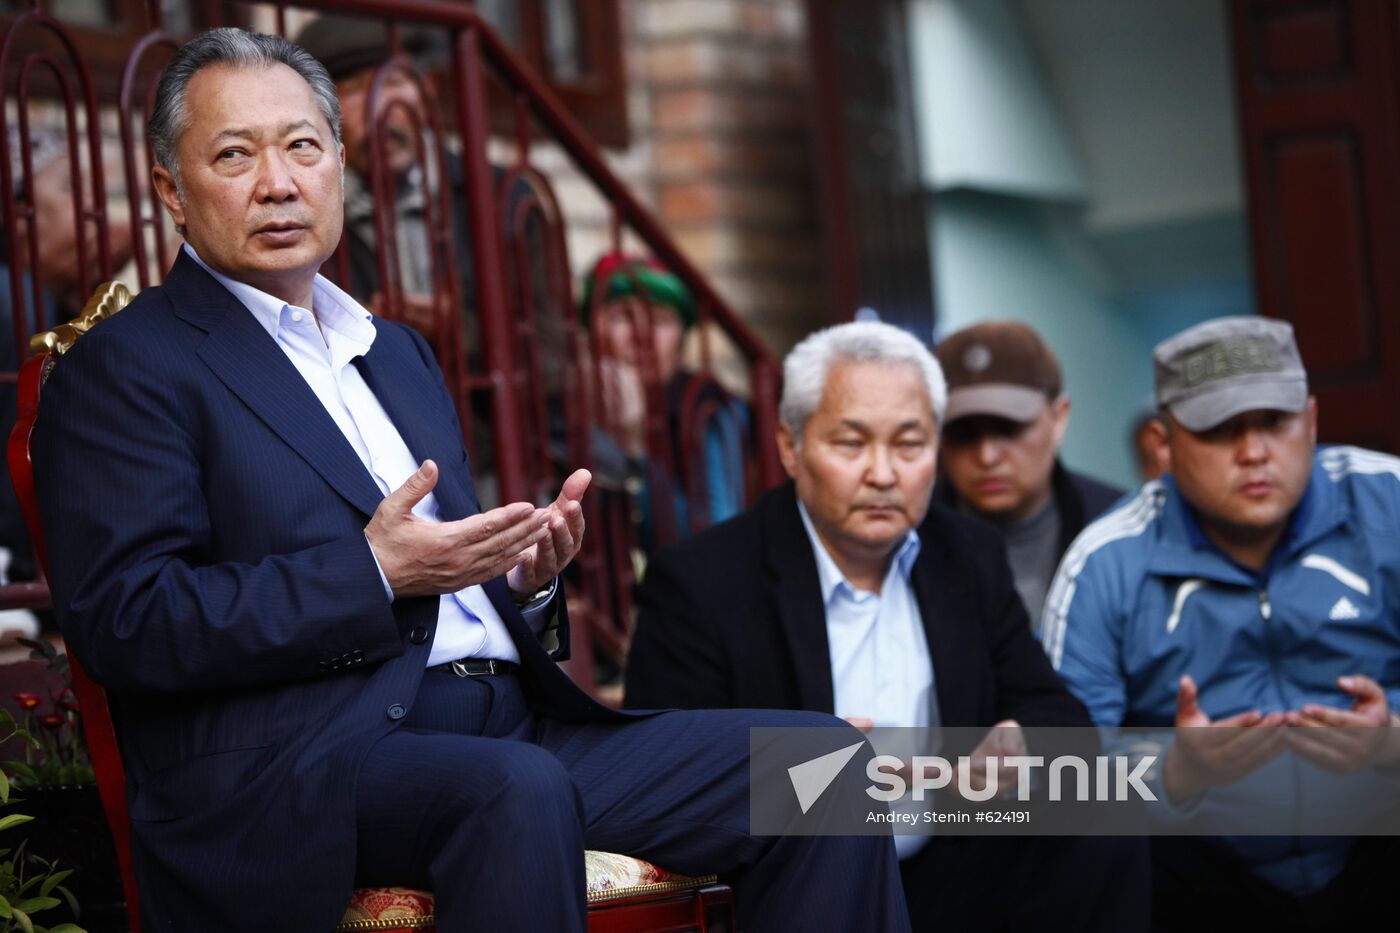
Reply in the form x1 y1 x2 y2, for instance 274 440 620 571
787 742 864 814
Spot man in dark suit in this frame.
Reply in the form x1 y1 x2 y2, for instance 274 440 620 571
31 28 908 933
626 320 1149 931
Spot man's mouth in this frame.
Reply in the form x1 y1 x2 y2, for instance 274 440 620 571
253 222 307 244
1238 479 1277 497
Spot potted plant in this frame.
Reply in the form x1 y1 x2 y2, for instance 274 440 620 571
0 706 84 932
5 640 120 932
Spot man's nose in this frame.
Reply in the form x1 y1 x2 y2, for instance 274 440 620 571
1237 426 1270 464
254 150 298 202
865 446 897 487
975 436 1003 467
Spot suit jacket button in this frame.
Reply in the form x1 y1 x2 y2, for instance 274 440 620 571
387 704 407 720
352 649 366 664
409 626 429 644
329 658 343 671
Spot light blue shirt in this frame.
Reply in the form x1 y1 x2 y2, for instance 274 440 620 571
797 501 936 858
186 245 545 666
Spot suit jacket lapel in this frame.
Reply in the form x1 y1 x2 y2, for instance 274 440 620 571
762 486 837 714
165 253 385 519
910 516 976 726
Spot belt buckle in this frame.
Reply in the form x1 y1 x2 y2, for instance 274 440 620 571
449 659 498 677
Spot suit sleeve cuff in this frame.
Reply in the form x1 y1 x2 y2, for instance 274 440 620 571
516 577 558 632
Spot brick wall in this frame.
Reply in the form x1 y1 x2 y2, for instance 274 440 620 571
628 0 822 359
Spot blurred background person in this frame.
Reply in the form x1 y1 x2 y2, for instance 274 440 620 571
933 321 1122 625
1129 406 1169 482
294 16 458 337
2 131 133 636
580 251 748 551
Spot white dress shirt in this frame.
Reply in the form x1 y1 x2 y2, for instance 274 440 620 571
797 500 937 858
186 245 542 665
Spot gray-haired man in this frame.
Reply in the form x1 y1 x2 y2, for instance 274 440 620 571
628 320 1149 931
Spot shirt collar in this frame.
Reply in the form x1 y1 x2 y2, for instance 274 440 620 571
183 243 377 355
796 499 921 603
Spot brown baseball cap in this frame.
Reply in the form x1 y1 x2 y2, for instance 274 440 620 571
935 321 1062 423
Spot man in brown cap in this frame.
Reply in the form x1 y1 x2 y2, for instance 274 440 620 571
933 320 1122 624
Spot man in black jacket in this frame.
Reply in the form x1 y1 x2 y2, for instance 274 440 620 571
626 321 1148 931
933 321 1123 627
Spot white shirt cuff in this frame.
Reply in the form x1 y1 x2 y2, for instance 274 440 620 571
365 533 394 603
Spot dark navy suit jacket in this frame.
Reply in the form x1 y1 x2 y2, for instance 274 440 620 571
32 252 613 930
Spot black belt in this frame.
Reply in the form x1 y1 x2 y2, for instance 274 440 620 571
427 658 519 677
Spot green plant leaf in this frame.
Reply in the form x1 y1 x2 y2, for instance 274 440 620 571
3 764 35 785
13 899 58 914
36 873 69 899
47 924 86 933
0 815 33 834
51 887 76 919
0 769 9 804
0 892 11 917
12 905 33 933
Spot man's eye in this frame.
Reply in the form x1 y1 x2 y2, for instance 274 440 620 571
218 149 245 160
290 139 318 151
834 439 862 449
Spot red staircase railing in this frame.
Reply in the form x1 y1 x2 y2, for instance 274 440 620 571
0 0 784 699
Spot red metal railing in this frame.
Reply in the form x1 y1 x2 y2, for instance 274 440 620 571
0 0 783 697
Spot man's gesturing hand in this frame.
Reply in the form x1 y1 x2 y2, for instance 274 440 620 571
365 460 552 599
507 469 592 599
1162 675 1287 802
1283 675 1400 773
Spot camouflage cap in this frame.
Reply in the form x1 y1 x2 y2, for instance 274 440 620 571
1153 316 1308 432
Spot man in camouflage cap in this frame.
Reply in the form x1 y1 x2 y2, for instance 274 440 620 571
1042 315 1400 927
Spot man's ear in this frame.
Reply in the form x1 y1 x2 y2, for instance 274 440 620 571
1147 415 1172 475
1049 394 1071 448
777 422 799 480
151 163 186 230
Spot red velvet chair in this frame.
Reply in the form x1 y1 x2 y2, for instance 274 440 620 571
9 283 734 933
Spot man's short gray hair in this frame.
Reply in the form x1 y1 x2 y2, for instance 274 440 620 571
780 321 947 440
149 27 342 187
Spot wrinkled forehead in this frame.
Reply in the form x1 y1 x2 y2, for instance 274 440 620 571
814 359 935 429
183 62 332 141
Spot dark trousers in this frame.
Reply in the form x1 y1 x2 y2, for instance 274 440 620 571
897 834 1151 932
354 671 910 932
1150 836 1400 933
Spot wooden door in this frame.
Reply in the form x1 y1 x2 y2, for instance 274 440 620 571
805 0 936 337
1230 0 1400 452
